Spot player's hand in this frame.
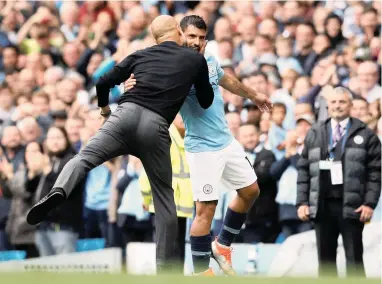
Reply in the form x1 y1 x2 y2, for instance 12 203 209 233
355 205 374 222
124 74 136 92
251 92 272 113
200 40 208 55
297 205 310 221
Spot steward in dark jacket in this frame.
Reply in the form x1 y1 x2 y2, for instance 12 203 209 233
297 117 381 218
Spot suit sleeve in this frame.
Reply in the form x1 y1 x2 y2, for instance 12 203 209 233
364 133 381 209
193 55 214 109
95 54 135 107
296 129 315 206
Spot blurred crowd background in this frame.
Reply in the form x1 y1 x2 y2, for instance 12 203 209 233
0 0 381 260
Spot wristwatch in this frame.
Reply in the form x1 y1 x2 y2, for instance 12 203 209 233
100 111 111 118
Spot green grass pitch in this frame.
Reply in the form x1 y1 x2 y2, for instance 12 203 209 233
0 273 380 284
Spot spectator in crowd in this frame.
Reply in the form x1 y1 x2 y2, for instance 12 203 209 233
297 87 381 277
225 111 241 139
64 117 83 153
237 124 279 243
275 36 303 76
324 13 346 50
26 127 84 256
242 101 261 126
0 147 11 251
17 116 43 144
267 102 287 160
351 97 370 122
0 83 15 129
115 155 153 253
0 126 38 258
294 22 316 74
233 15 257 67
357 60 381 103
271 115 314 239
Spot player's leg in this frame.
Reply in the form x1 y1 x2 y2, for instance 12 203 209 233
186 150 224 275
212 139 259 275
216 182 260 244
27 106 132 225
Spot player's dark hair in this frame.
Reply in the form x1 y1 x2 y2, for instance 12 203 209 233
180 15 207 32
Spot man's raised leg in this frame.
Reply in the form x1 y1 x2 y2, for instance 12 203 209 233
27 114 129 225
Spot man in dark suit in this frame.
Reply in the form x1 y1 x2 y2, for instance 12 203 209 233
237 124 279 243
297 87 381 277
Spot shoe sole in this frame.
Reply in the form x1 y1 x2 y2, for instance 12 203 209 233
211 241 236 276
27 192 64 225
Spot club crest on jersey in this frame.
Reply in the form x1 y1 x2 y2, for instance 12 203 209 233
207 63 217 77
203 184 213 194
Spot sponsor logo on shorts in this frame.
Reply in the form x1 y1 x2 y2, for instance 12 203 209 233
203 184 213 194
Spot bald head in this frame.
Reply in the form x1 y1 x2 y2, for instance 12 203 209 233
151 15 182 44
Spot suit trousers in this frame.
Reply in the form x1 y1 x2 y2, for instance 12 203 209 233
53 102 178 272
314 199 365 277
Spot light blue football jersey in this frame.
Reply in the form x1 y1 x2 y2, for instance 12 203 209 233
180 53 233 153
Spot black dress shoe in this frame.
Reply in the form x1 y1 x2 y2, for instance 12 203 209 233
27 188 66 225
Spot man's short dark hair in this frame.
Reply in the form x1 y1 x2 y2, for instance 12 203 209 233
4 44 19 54
249 71 268 82
180 15 207 32
240 123 260 133
298 21 317 35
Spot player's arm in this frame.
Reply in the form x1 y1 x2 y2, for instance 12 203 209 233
219 73 272 112
219 73 255 100
95 54 135 115
194 55 214 109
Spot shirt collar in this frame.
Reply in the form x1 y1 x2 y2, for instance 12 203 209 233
331 117 350 131
160 41 179 46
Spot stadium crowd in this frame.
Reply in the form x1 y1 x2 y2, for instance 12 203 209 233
0 0 381 263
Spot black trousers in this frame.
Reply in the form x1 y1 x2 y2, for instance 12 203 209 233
314 199 365 277
53 103 178 272
119 214 154 245
152 215 187 274
14 244 39 259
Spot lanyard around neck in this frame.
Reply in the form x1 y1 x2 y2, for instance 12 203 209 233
328 120 351 159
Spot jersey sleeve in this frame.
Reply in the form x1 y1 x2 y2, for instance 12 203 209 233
210 55 225 81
